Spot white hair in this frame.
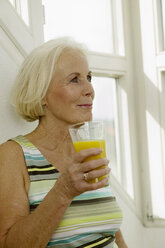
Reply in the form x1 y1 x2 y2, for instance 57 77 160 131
11 37 88 122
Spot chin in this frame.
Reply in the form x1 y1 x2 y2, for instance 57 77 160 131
85 116 93 122
70 114 92 125
81 112 93 122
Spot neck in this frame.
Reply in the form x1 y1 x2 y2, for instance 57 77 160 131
27 115 73 151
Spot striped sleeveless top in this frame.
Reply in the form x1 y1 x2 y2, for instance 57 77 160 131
12 135 122 248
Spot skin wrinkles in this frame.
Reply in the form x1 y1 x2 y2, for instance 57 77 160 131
42 49 95 126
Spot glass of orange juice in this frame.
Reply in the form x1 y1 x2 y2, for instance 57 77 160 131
69 121 109 184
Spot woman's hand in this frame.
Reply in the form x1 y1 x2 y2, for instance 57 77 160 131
55 148 110 201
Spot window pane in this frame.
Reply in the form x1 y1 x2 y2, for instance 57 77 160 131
92 77 118 176
151 71 165 219
19 0 29 26
8 0 29 26
118 87 134 198
147 110 165 219
161 0 165 49
93 78 134 198
42 0 114 54
8 0 15 6
116 0 125 55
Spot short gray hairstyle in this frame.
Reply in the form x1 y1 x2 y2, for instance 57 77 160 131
11 37 88 122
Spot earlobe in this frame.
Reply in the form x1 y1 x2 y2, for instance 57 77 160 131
41 97 48 106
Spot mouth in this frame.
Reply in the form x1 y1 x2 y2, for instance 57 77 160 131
77 104 93 109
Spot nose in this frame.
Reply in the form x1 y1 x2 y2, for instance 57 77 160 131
82 80 95 99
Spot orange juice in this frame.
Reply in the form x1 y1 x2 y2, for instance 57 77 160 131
73 139 108 183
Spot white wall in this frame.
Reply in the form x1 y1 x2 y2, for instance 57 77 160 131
113 187 165 248
0 30 37 144
0 1 165 247
0 0 43 144
111 1 165 247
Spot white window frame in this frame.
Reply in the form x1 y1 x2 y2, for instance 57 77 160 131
42 0 136 213
94 0 165 227
132 0 165 226
0 0 44 144
87 0 142 220
0 0 44 56
153 0 165 52
151 0 165 225
3 0 165 228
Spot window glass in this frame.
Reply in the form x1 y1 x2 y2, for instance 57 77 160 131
151 71 165 219
8 0 29 26
92 76 118 176
92 77 134 199
147 109 165 219
19 0 29 26
161 0 165 49
42 0 114 54
115 0 125 55
8 0 15 5
118 87 134 198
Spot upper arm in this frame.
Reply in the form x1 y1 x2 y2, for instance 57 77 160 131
0 141 30 243
115 230 128 248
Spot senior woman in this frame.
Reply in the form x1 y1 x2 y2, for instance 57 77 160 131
0 38 127 248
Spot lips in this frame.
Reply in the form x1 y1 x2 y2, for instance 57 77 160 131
77 104 93 109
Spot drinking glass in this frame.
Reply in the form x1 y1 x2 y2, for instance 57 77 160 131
69 121 109 183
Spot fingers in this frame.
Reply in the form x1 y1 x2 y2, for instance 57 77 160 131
56 160 110 201
56 148 111 200
74 148 103 163
83 176 109 191
80 157 109 173
85 166 111 181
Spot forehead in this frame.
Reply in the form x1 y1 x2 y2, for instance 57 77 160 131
56 49 89 76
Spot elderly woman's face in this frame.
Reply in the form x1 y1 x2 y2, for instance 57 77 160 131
43 49 94 125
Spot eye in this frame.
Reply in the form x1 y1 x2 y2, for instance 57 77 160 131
71 76 78 83
87 74 92 82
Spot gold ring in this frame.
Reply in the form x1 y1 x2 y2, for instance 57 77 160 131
83 172 88 181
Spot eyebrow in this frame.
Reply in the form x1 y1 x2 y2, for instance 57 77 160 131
67 71 92 77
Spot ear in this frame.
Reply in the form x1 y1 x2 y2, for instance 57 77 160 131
41 97 48 106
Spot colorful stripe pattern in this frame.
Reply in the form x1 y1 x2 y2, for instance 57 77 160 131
12 135 122 247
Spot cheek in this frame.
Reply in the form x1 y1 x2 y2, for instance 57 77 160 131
92 89 95 100
91 85 95 99
56 88 80 104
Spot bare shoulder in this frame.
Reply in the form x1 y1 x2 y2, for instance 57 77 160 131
0 139 26 169
0 140 30 244
0 139 23 159
0 139 30 191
